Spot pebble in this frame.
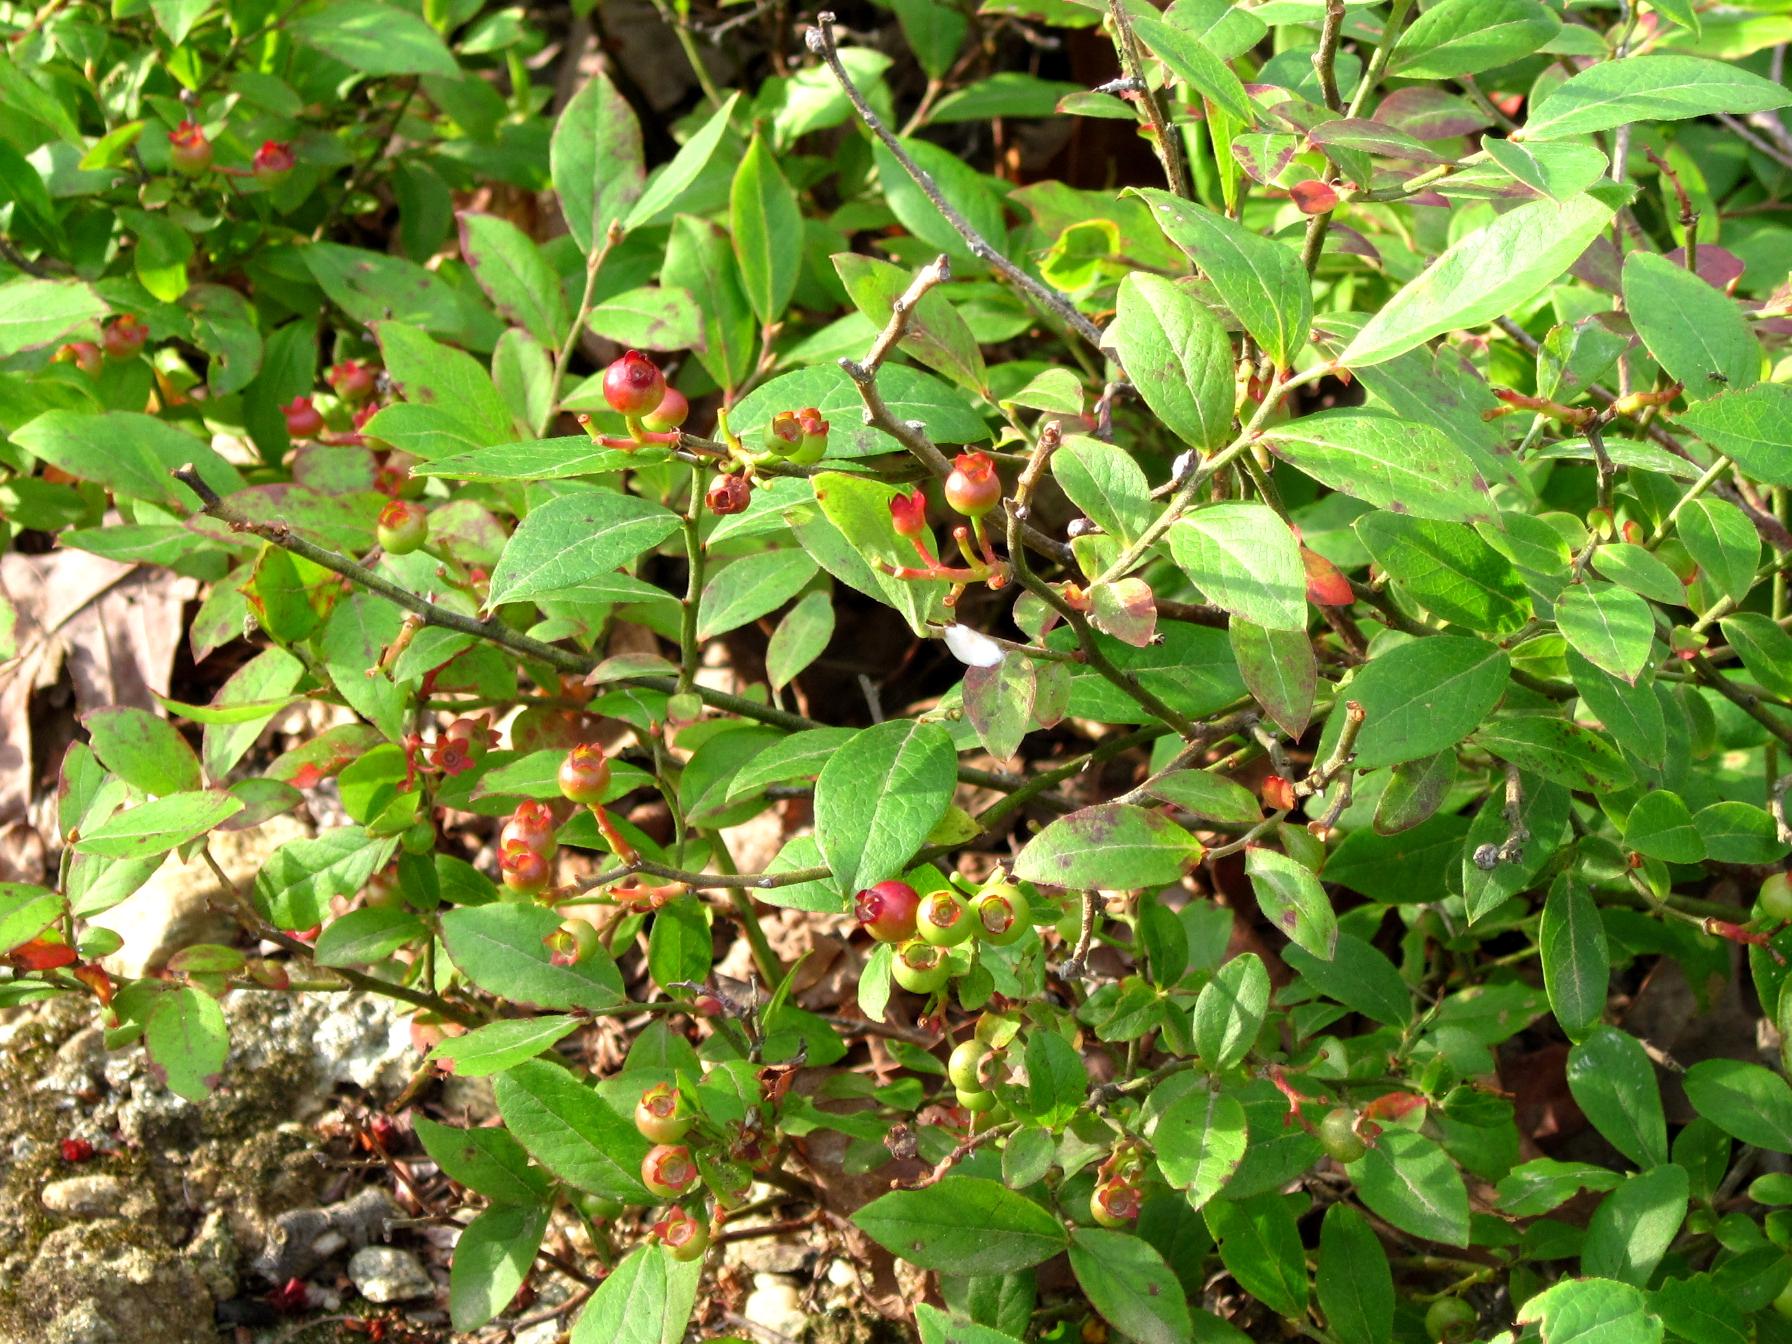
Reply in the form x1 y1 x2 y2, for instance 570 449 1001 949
347 1246 434 1304
41 1175 130 1218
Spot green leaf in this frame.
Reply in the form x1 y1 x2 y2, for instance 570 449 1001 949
375 321 517 446
624 92 741 230
854 1177 1069 1275
82 707 201 796
1471 717 1635 793
0 277 106 358
1592 543 1689 608
1205 1193 1308 1317
1683 1059 1792 1153
1719 612 1792 700
569 1244 703 1344
1391 0 1561 77
1696 801 1790 865
1557 582 1656 684
1482 136 1609 202
458 212 568 348
1316 1204 1394 1344
74 790 244 859
732 363 992 458
306 245 470 340
1133 188 1309 370
1339 194 1615 367
1354 514 1530 634
1517 1277 1663 1344
1194 952 1270 1070
313 906 425 967
1169 503 1306 631
1052 436 1153 547
1540 874 1609 1040
585 285 705 354
873 137 1008 273
1567 1027 1668 1168
1282 934 1412 1027
1067 1228 1192 1344
1622 252 1758 399
495 1058 652 1200
440 903 624 1011
0 884 65 955
1244 848 1336 959
1680 496 1758 605
1263 410 1498 523
1128 12 1255 124
1351 1128 1470 1246
1104 272 1233 451
1337 635 1510 770
963 653 1037 761
429 1016 581 1078
730 132 803 325
1013 803 1204 890
1145 769 1262 826
550 70 644 256
1624 791 1704 863
1677 385 1792 485
288 0 459 77
835 253 987 393
1230 620 1316 739
1153 1087 1247 1208
145 985 228 1102
813 720 958 895
767 590 836 693
1521 54 1791 141
413 1115 552 1204
696 550 818 641
450 1203 548 1332
252 827 397 929
13 409 242 509
647 898 711 990
1581 1164 1689 1287
487 489 681 608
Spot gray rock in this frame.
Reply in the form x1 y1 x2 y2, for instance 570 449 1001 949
347 1246 434 1304
41 1174 131 1218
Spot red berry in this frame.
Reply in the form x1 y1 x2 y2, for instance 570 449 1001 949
855 880 921 943
500 799 556 857
642 1143 698 1199
706 473 752 515
328 359 378 401
59 1137 95 1163
642 385 689 433
101 315 148 360
558 743 612 804
635 1083 694 1143
266 1278 309 1315
54 342 101 376
252 140 294 181
944 452 1001 518
282 395 323 439
602 350 666 416
657 1207 710 1261
167 120 212 176
500 842 550 896
376 498 428 554
1090 1178 1140 1227
889 488 927 538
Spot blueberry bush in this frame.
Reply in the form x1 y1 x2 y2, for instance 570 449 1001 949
4 0 1792 1339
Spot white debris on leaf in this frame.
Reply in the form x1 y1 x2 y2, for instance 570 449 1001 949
942 623 1004 667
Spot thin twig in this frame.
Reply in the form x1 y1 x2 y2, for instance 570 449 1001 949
805 15 1105 350
1105 0 1191 198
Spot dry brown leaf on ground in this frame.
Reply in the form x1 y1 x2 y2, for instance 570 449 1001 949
0 548 196 832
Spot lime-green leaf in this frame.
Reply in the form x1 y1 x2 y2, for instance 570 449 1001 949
1622 252 1759 399
1521 54 1790 141
1103 272 1233 451
854 1177 1069 1275
1263 410 1498 523
1169 503 1306 631
1013 803 1204 889
813 720 958 894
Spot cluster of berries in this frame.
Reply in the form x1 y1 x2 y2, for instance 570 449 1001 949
854 874 1032 994
633 1084 712 1260
883 452 1009 604
165 119 293 183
